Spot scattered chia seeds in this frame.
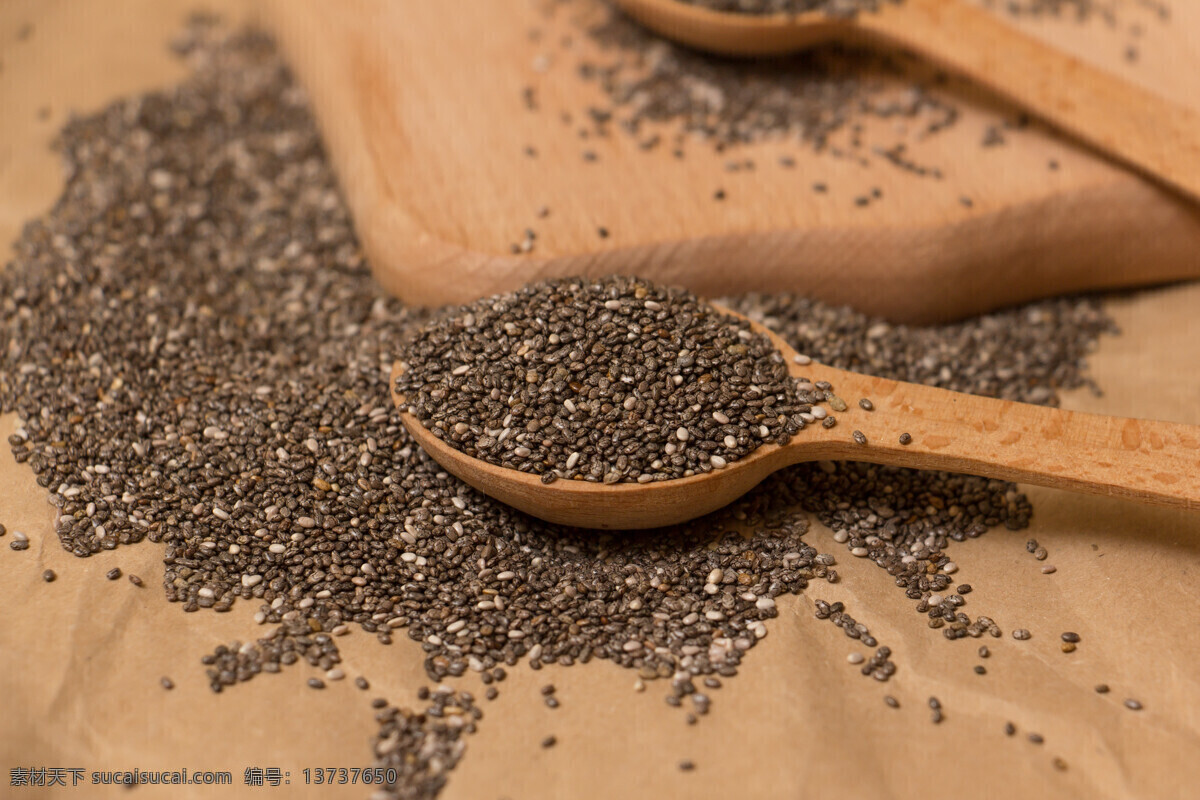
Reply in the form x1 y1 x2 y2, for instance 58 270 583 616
978 0 1170 33
394 275 817 484
574 4 959 174
0 19 1136 797
929 696 944 724
371 688 478 797
200 616 343 694
814 600 895 681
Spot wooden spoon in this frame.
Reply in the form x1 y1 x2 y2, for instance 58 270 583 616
615 0 1200 205
390 304 1200 529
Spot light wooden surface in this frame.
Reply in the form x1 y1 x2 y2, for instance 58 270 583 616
391 307 1200 529
261 0 1200 322
618 0 1200 204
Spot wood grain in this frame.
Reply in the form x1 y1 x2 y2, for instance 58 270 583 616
390 306 1200 529
261 0 1200 323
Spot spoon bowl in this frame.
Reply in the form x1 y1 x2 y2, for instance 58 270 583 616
392 304 1200 529
614 0 1200 205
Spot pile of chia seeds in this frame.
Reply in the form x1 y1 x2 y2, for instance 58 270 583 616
395 275 828 483
0 18 1125 799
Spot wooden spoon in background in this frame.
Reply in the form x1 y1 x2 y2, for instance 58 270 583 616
391 304 1200 530
615 0 1200 205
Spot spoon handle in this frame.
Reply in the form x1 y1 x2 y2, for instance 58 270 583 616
860 0 1200 204
808 368 1200 510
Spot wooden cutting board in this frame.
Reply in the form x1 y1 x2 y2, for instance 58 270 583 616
260 0 1200 322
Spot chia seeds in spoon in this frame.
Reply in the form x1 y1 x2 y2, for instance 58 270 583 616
394 276 822 484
